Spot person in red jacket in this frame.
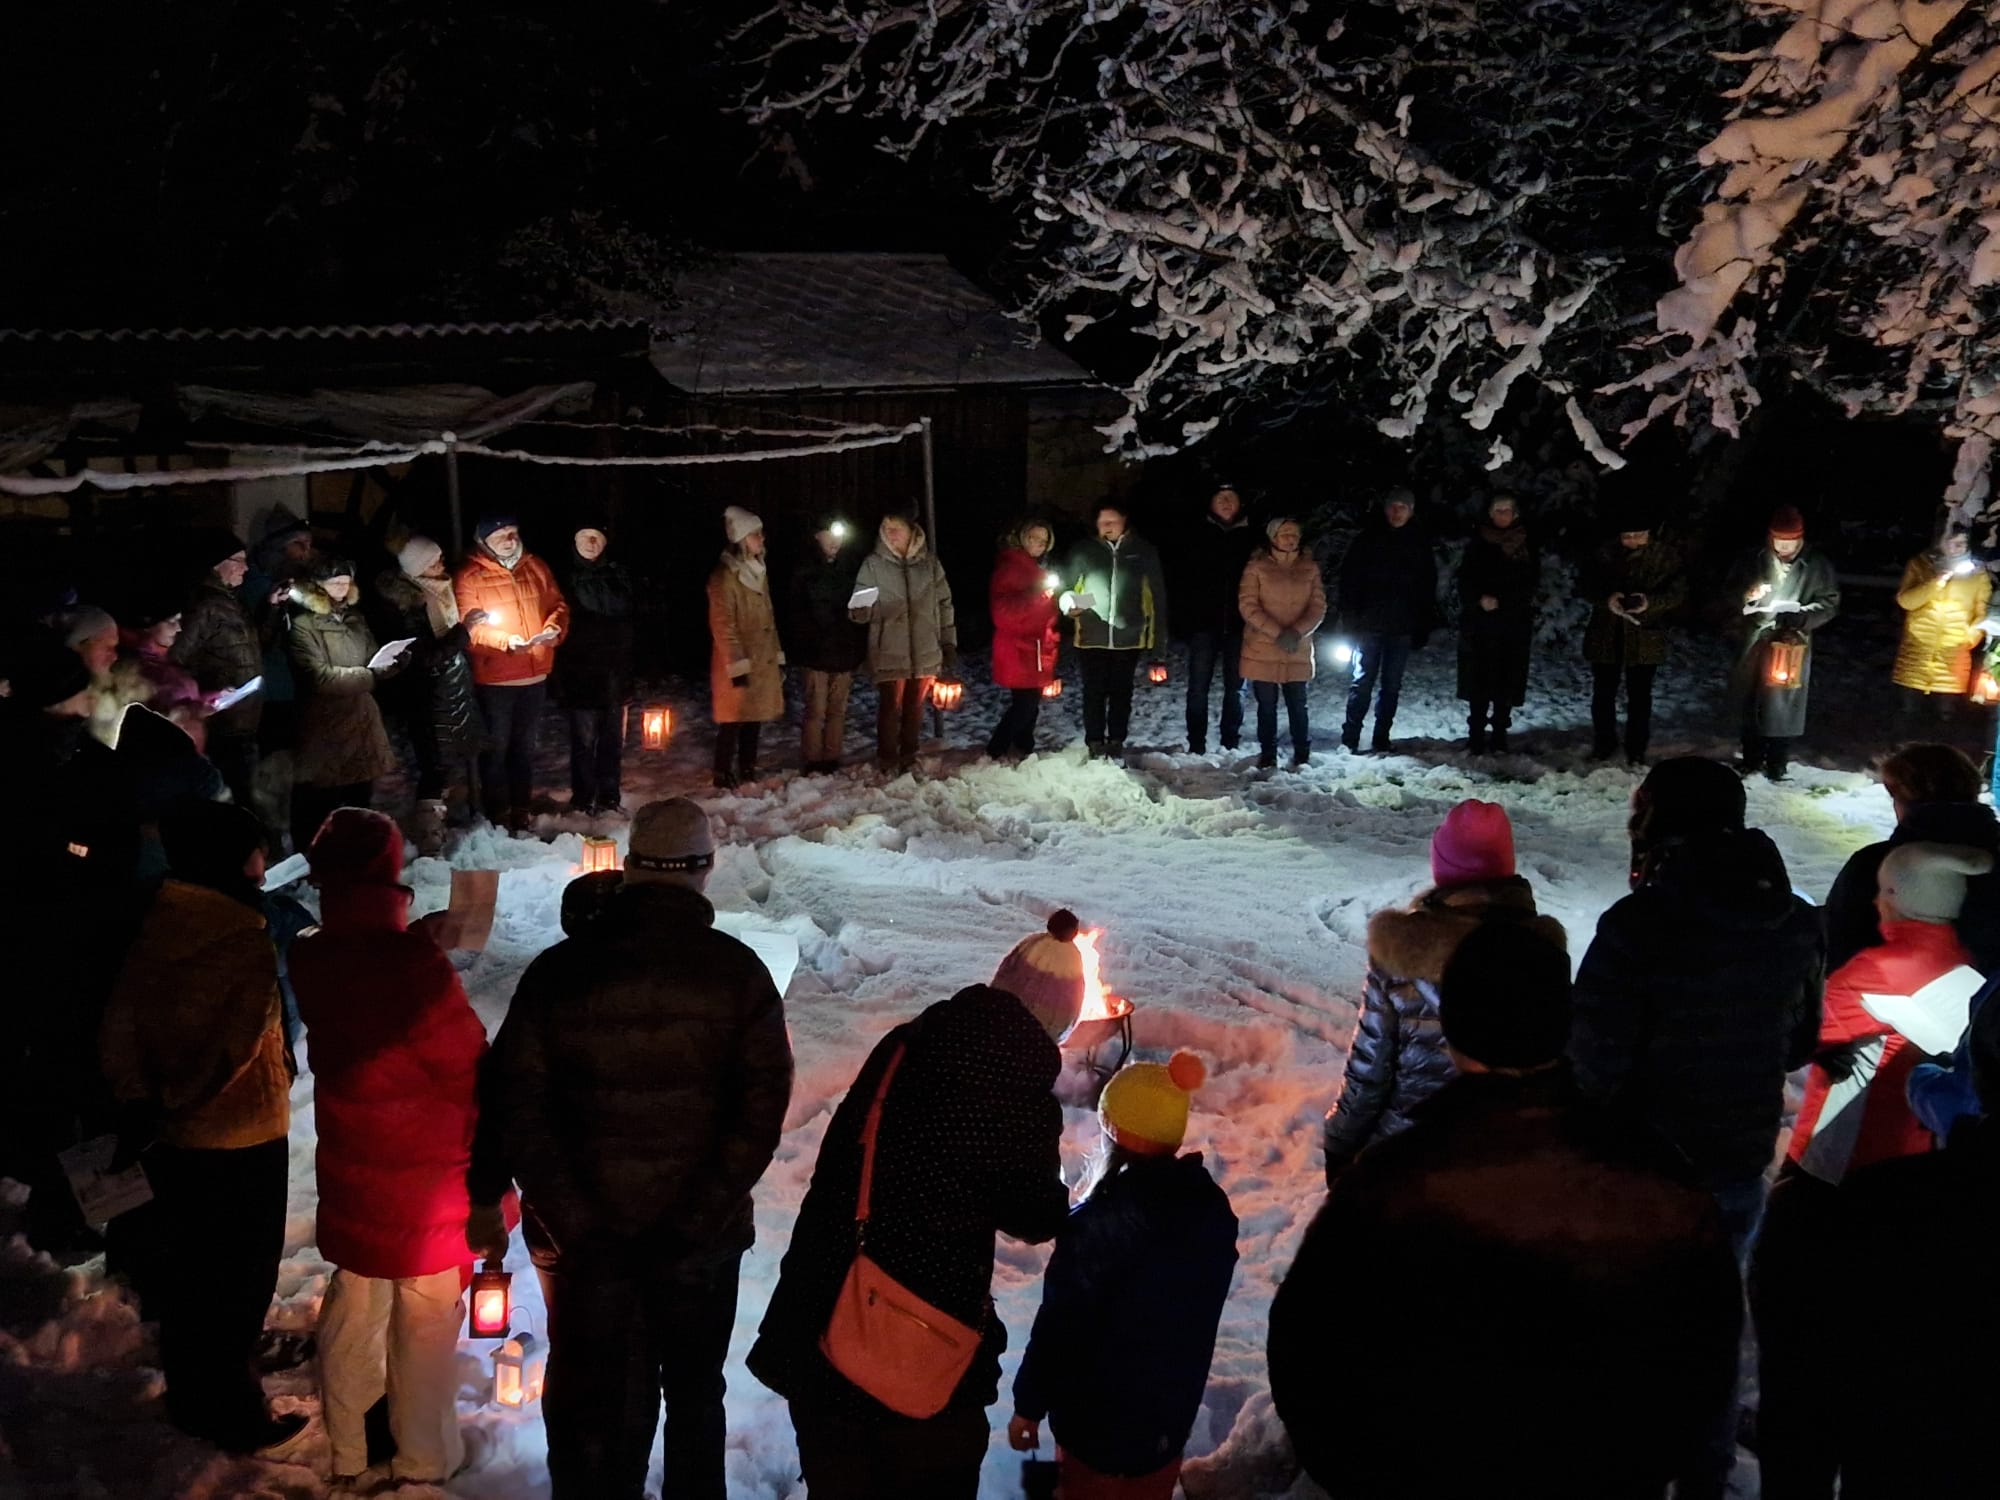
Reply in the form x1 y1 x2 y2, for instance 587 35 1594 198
986 519 1062 759
1751 839 1990 1498
453 515 568 832
291 808 514 1486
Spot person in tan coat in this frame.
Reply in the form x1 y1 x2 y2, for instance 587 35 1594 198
708 506 785 788
1238 517 1327 769
288 558 401 854
99 801 299 1454
851 512 957 772
1893 529 1992 720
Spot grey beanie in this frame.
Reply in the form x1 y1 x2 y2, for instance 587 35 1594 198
1878 842 1995 924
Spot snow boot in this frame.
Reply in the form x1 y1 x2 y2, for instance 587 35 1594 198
1291 751 1311 769
408 799 447 859
1256 749 1279 770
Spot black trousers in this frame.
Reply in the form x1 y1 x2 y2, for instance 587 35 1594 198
148 1137 288 1443
713 722 761 782
291 780 372 857
567 705 624 807
987 687 1042 755
1186 627 1245 749
1253 680 1310 759
791 1399 990 1500
1590 662 1657 759
206 731 261 824
538 1254 741 1500
1079 649 1140 746
1748 1166 1845 1500
476 680 548 819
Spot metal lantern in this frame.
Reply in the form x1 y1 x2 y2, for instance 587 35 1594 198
580 835 619 874
1973 671 2000 706
1764 636 1807 689
1146 661 1170 685
931 678 966 711
468 1260 511 1339
641 705 672 749
492 1332 547 1408
1041 678 1064 700
1060 927 1135 1083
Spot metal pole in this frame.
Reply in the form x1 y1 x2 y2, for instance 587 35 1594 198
921 417 943 739
443 431 465 564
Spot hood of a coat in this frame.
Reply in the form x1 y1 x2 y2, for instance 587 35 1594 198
1889 800 2000 854
873 522 930 564
1645 827 1798 931
291 579 364 617
1368 876 1565 984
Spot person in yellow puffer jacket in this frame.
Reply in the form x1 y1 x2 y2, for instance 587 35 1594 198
99 801 300 1456
1893 529 1993 718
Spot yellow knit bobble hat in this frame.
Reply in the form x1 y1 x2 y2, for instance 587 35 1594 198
1099 1051 1208 1156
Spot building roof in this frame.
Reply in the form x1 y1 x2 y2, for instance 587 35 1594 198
651 253 1090 395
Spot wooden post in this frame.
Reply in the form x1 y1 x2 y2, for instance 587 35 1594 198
921 416 943 740
443 432 465 565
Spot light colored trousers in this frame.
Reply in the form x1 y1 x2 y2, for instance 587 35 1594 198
801 669 854 763
319 1265 466 1480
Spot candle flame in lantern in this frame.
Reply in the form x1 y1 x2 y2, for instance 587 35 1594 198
473 1288 508 1333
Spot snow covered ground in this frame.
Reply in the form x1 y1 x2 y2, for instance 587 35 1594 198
0 611 1942 1500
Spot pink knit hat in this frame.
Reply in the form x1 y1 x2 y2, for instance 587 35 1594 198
1431 800 1516 888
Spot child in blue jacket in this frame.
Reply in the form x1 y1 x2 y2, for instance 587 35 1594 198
1009 1052 1239 1498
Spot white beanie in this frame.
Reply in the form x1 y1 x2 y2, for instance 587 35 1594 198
397 536 444 577
1879 842 1994 923
723 506 763 545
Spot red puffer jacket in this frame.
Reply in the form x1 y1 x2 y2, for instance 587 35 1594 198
989 547 1060 690
293 882 503 1279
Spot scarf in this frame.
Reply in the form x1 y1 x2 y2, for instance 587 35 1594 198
723 549 768 592
412 573 459 637
1480 521 1530 562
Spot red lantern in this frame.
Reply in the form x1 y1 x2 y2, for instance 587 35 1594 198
1146 661 1170 685
930 678 966 711
1041 678 1064 700
641 705 671 749
1973 671 1999 706
580 835 619 874
469 1260 511 1338
1765 637 1807 689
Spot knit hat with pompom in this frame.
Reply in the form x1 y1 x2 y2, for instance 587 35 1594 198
1100 1052 1208 1155
992 909 1087 1042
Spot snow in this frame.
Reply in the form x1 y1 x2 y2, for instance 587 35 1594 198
0 629 1915 1500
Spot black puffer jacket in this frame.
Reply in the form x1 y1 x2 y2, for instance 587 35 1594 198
1176 513 1257 639
1337 521 1437 640
487 881 794 1269
1570 828 1825 1188
367 570 480 760
788 547 868 673
557 552 637 707
748 985 1067 1423
1823 800 2000 975
1323 876 1565 1183
1059 533 1169 652
170 575 265 737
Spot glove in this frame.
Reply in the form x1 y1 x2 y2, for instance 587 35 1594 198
465 1202 510 1260
1813 1044 1860 1083
1007 1416 1041 1452
1275 628 1302 653
730 673 749 689
941 646 959 674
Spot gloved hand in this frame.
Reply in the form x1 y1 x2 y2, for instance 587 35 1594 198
1276 628 1302 653
1007 1416 1041 1452
941 645 959 674
1813 1044 1860 1083
465 1202 510 1260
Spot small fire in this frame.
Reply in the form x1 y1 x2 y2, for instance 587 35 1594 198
1072 927 1130 1023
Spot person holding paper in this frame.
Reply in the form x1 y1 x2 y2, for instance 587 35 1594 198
985 517 1061 759
369 536 483 855
1057 499 1166 760
707 507 785 788
1891 525 1991 721
454 516 569 833
1725 505 1841 782
1752 839 1992 1498
287 558 400 856
172 529 267 818
850 510 957 773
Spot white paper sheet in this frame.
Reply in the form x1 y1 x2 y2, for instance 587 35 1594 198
846 586 880 610
59 1135 154 1224
209 675 263 712
1861 964 1983 1055
261 852 311 891
367 638 417 671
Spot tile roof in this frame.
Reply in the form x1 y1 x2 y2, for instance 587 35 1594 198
651 253 1089 394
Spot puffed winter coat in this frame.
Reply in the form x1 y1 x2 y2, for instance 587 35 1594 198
294 881 502 1279
1336 522 1436 641
707 551 785 723
1059 533 1168 652
1581 537 1686 668
366 569 481 762
989 546 1060 690
289 583 398 788
749 985 1068 1423
1822 800 2000 976
853 524 958 680
171 575 265 737
1727 543 1841 739
1893 550 1993 695
100 879 291 1151
1323 876 1565 1183
1237 547 1327 684
454 550 569 687
557 552 637 708
1176 513 1257 640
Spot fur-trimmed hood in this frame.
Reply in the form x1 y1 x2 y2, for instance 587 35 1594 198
291 578 365 616
1367 876 1566 984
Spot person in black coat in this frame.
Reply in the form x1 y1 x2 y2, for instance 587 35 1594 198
1178 485 1258 753
1455 494 1537 752
369 536 484 850
486 798 793 1500
1269 922 1741 1500
749 923 1073 1500
556 520 636 814
1337 488 1437 753
788 515 868 772
1821 742 2000 974
1009 1052 1237 1497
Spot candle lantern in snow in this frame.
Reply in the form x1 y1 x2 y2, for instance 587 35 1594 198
492 1332 546 1407
641 705 672 749
1146 661 1169 685
931 678 966 711
579 835 619 875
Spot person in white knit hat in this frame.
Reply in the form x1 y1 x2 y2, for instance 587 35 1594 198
707 507 785 788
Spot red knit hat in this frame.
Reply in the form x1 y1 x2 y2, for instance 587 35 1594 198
1431 799 1516 888
1769 505 1805 540
308 807 405 887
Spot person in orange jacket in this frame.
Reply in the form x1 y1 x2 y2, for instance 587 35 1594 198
453 516 568 832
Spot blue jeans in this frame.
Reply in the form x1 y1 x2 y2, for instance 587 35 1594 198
1253 680 1310 760
1186 628 1245 749
1342 634 1411 746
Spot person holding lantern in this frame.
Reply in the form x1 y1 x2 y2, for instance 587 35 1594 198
707 506 785 789
291 809 514 1488
1178 484 1257 754
1727 505 1841 781
1237 515 1326 770
1008 1052 1239 1500
788 513 868 774
1456 493 1538 754
1581 500 1685 765
556 518 636 815
1891 525 1992 724
288 557 403 857
986 517 1062 759
455 516 569 833
486 797 793 1500
850 510 957 773
1057 499 1169 761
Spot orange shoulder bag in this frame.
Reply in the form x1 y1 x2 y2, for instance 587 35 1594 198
818 1042 982 1418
